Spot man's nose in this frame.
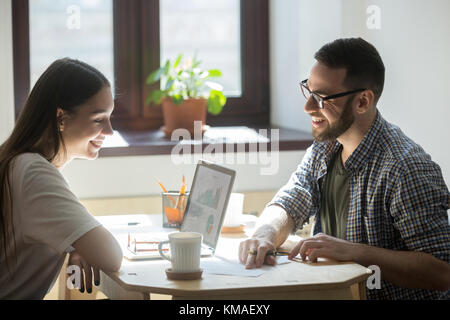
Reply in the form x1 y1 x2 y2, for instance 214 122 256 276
304 96 319 114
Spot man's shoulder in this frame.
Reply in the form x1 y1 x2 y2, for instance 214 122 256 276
376 118 432 169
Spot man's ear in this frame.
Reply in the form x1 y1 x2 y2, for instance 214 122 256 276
57 108 65 132
356 90 374 114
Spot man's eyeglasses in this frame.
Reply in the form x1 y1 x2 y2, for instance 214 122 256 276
299 79 366 109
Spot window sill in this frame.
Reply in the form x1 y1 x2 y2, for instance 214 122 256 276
98 126 313 157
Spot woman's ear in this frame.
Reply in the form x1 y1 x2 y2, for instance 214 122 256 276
56 108 65 132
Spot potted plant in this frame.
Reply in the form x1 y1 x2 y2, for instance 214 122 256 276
146 53 227 137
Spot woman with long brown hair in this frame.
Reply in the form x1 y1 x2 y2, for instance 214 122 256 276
0 58 122 299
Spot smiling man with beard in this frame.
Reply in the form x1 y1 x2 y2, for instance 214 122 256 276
238 38 450 300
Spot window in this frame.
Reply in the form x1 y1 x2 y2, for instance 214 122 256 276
29 0 114 92
160 0 241 97
13 0 269 130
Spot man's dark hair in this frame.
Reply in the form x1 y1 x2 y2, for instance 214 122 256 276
314 37 385 103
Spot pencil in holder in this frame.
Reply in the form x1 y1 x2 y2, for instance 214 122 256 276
162 191 189 228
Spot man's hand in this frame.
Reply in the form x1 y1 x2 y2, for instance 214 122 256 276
239 237 277 269
238 205 295 269
289 233 359 262
68 251 101 294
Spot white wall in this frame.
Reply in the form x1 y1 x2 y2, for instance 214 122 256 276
0 0 15 142
361 0 450 186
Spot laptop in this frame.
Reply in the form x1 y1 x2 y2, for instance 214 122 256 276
124 160 236 260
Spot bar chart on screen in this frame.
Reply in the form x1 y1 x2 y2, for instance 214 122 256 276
196 187 222 210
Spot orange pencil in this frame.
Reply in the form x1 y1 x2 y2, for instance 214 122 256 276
180 175 186 195
158 181 177 206
158 181 168 193
176 175 187 220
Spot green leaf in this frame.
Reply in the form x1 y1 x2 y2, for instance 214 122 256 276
146 90 165 105
207 69 222 77
146 67 163 84
199 71 209 79
163 59 171 76
145 52 225 104
192 60 202 68
165 78 175 91
205 81 223 91
171 94 184 105
192 52 202 68
207 90 227 115
173 54 182 69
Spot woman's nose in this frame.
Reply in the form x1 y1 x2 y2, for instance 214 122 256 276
103 119 114 136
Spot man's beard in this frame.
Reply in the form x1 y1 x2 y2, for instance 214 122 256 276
313 96 355 142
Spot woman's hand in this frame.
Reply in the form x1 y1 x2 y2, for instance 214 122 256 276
68 251 100 294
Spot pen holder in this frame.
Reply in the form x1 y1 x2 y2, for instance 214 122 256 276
162 191 190 228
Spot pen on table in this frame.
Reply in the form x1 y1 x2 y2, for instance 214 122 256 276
248 250 290 257
248 249 307 262
107 222 141 227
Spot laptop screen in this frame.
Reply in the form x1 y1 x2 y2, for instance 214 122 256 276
181 160 235 251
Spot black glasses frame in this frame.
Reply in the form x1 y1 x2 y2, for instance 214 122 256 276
300 79 366 109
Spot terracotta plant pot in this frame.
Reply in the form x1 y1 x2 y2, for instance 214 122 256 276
161 97 207 137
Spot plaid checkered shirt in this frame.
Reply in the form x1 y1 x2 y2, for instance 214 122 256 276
269 110 450 300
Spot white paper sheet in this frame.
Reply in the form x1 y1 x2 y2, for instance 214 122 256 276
201 255 291 277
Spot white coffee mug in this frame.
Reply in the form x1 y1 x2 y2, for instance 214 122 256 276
158 232 202 273
223 193 245 227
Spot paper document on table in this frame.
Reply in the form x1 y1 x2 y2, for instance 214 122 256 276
201 256 264 277
201 255 291 277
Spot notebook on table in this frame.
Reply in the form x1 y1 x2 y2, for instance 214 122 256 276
124 160 236 260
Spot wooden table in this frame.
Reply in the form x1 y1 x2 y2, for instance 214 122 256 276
96 214 371 300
